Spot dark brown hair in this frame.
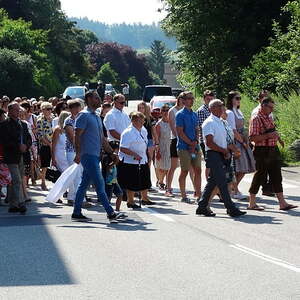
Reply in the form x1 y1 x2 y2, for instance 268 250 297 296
226 91 240 110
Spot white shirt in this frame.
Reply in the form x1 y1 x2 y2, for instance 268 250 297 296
119 125 148 164
52 117 58 129
103 107 131 141
169 106 180 139
226 110 236 130
202 114 227 151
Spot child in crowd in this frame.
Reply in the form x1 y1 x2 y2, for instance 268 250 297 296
102 143 123 212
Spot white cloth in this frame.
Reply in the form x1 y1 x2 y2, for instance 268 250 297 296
232 108 244 119
202 114 227 151
52 117 58 129
54 133 69 172
226 110 236 130
251 105 274 119
103 107 131 141
169 106 179 139
119 125 148 164
46 164 83 203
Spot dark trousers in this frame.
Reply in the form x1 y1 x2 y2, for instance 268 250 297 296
200 142 206 158
249 146 283 195
198 151 236 210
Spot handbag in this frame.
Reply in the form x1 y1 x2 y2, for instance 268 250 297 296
46 166 61 183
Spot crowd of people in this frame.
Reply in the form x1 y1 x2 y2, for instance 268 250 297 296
0 88 297 220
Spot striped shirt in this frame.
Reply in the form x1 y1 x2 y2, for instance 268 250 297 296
196 104 210 142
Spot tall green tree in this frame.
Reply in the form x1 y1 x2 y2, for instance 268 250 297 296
162 0 288 97
148 40 170 79
96 63 119 86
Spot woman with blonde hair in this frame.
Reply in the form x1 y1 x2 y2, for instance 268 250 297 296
51 111 70 173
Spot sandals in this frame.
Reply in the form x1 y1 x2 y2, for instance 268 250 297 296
280 204 298 211
247 205 265 211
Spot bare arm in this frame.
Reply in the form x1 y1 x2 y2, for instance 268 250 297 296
74 128 84 164
205 135 229 156
168 110 177 136
120 147 142 161
176 126 195 147
109 129 121 141
51 128 59 165
65 125 75 147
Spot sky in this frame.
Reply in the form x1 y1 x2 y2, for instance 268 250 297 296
60 0 167 24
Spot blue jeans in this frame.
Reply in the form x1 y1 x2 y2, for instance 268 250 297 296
105 183 123 202
73 154 114 216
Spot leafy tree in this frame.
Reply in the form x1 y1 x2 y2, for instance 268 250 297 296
240 1 300 97
96 63 119 86
128 76 142 99
0 48 34 98
148 40 170 79
162 0 289 97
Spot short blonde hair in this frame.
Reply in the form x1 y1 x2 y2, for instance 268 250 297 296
130 111 145 122
58 111 70 129
41 101 52 110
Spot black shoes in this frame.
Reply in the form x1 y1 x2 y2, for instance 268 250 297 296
71 213 92 221
8 207 20 213
227 209 247 217
141 200 156 206
127 203 141 209
108 212 127 221
196 207 216 217
8 206 27 214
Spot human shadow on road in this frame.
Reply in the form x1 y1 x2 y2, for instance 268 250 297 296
145 206 188 216
231 214 282 224
0 198 75 286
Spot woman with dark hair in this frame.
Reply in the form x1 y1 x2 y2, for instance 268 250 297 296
226 91 255 199
52 100 68 128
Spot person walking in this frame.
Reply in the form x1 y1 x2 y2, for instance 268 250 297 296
175 91 201 203
155 104 171 190
118 112 154 208
36 102 53 191
226 91 256 199
72 91 124 221
196 99 246 217
0 102 32 214
248 97 297 211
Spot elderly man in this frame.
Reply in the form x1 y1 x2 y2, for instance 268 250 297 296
196 99 246 217
0 102 32 214
248 97 297 211
103 94 130 144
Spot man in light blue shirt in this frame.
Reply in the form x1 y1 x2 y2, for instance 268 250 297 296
72 91 125 222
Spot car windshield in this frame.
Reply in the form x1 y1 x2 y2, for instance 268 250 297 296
65 87 84 96
144 87 172 102
153 101 176 109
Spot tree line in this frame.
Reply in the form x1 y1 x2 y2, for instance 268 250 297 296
0 0 172 99
162 0 297 98
70 17 177 51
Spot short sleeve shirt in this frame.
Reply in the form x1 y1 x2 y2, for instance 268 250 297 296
202 115 227 151
196 104 211 142
119 125 148 164
75 109 103 157
103 107 131 141
175 107 198 150
64 116 76 153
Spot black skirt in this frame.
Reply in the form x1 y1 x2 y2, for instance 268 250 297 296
118 162 151 191
40 145 51 168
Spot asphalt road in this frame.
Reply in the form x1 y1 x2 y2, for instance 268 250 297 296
0 164 299 299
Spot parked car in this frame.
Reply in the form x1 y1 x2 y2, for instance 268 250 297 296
63 86 87 100
150 95 177 119
143 85 173 102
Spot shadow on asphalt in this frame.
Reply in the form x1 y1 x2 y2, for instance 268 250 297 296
232 214 283 224
0 200 75 286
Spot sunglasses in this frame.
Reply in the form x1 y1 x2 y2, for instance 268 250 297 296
44 108 52 111
161 109 169 112
234 97 241 100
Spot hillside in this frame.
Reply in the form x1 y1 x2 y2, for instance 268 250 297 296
70 17 177 50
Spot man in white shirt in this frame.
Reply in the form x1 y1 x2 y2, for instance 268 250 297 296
196 99 246 218
103 94 131 143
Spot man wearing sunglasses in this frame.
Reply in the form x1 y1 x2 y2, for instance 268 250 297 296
104 94 130 144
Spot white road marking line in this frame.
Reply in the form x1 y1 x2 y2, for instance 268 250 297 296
143 207 176 223
230 244 300 273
